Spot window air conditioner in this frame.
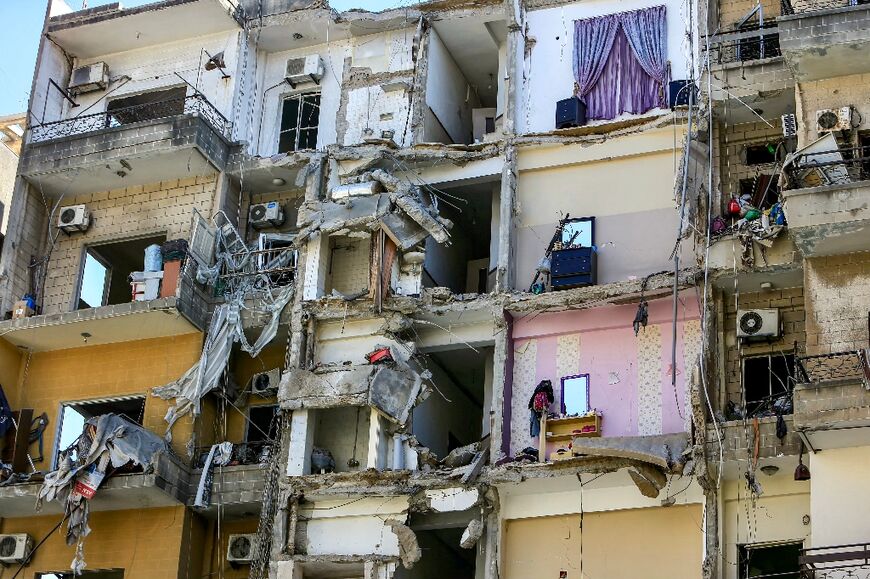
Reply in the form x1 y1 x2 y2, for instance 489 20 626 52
68 62 109 95
0 534 33 564
249 201 284 229
226 533 259 564
251 369 281 397
57 204 91 233
737 309 781 339
815 106 854 133
781 113 798 138
285 55 324 87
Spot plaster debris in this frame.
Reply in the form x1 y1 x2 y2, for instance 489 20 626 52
460 518 484 549
571 433 691 472
385 519 422 569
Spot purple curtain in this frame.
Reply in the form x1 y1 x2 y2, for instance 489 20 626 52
620 5 669 109
573 5 668 119
573 14 620 102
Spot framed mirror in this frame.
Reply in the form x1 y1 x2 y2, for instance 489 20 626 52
561 217 594 247
561 374 590 415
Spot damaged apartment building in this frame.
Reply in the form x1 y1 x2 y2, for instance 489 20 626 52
3 0 868 577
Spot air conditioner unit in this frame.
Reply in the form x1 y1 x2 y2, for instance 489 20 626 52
227 533 259 564
781 113 798 138
251 368 281 397
737 309 781 339
68 62 109 95
249 201 284 229
0 534 33 564
816 106 854 133
57 204 91 233
285 55 324 87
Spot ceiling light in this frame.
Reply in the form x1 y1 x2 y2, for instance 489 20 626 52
760 464 779 476
293 33 304 40
272 177 286 186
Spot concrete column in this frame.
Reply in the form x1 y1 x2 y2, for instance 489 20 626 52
495 145 517 292
272 560 303 579
367 407 385 470
488 311 511 462
287 409 314 476
0 179 48 314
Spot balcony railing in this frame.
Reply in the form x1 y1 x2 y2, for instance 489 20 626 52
782 0 870 15
796 350 870 385
708 25 782 65
29 93 232 143
194 441 275 469
801 543 870 578
783 144 870 190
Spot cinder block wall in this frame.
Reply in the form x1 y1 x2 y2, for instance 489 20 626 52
796 73 870 148
41 174 217 315
723 287 806 406
716 0 780 29
714 120 783 207
804 252 870 356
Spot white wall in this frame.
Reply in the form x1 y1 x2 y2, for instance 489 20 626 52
314 318 407 366
300 496 409 557
519 0 689 134
0 146 19 237
810 446 870 547
425 28 480 144
68 31 242 123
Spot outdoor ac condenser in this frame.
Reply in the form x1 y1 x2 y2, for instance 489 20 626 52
251 368 280 397
285 55 324 87
68 62 109 95
249 201 284 229
0 534 33 564
57 204 91 233
737 309 781 339
226 534 258 564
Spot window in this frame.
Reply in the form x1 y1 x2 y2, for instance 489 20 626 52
38 571 124 579
745 144 778 166
278 93 320 153
246 404 279 444
55 397 146 468
78 235 166 310
742 353 795 416
106 86 186 127
738 542 801 579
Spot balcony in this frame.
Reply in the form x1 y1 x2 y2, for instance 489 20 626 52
0 451 189 518
707 26 794 120
801 543 870 578
781 142 870 256
793 351 870 451
779 0 870 81
190 441 273 517
20 93 234 196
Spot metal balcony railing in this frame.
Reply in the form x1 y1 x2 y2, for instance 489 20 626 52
29 93 232 143
796 350 870 385
783 144 870 190
801 543 870 578
194 441 275 469
782 0 870 16
708 25 782 65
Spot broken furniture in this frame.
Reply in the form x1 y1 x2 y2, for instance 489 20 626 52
544 414 602 462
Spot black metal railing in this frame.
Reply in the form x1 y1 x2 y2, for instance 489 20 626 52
782 0 870 16
801 543 870 578
796 350 870 384
193 441 274 469
29 93 232 143
784 145 870 190
709 25 782 65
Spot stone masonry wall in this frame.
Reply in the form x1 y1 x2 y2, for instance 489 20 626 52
804 252 870 356
42 174 218 315
723 287 806 406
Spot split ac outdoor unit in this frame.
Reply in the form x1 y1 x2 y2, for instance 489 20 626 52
0 534 33 564
781 113 798 138
227 533 259 564
737 309 781 339
249 201 284 229
815 106 853 133
57 204 91 233
68 62 109 95
285 55 324 87
251 368 281 397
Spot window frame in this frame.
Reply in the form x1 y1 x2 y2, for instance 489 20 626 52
277 91 321 153
738 540 803 579
741 352 796 414
77 246 113 309
53 395 147 469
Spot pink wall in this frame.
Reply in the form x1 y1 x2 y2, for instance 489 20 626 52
510 291 700 447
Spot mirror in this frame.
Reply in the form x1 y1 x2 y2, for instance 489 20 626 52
561 218 594 247
561 374 590 415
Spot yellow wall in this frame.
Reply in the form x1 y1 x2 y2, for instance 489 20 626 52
10 333 202 464
0 506 193 578
197 517 261 579
810 446 870 547
0 337 22 406
503 505 703 579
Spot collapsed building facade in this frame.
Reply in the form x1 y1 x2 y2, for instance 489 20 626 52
1 0 868 577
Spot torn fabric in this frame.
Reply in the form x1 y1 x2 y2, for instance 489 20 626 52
194 441 233 508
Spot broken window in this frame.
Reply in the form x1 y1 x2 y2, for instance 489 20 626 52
278 93 320 153
738 541 802 579
55 396 146 468
106 86 187 126
745 144 778 166
742 353 795 416
38 571 124 579
256 232 297 287
395 512 480 579
77 235 166 309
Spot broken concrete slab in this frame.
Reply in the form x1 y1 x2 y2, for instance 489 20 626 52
460 518 484 549
385 519 421 569
571 433 691 472
424 488 479 513
628 463 668 498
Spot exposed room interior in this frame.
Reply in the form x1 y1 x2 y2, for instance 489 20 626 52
56 396 147 467
308 406 371 475
394 511 480 579
424 17 507 145
324 235 371 297
78 234 166 309
412 346 492 459
421 181 495 295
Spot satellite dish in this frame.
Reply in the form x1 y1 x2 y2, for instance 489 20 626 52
205 51 226 71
